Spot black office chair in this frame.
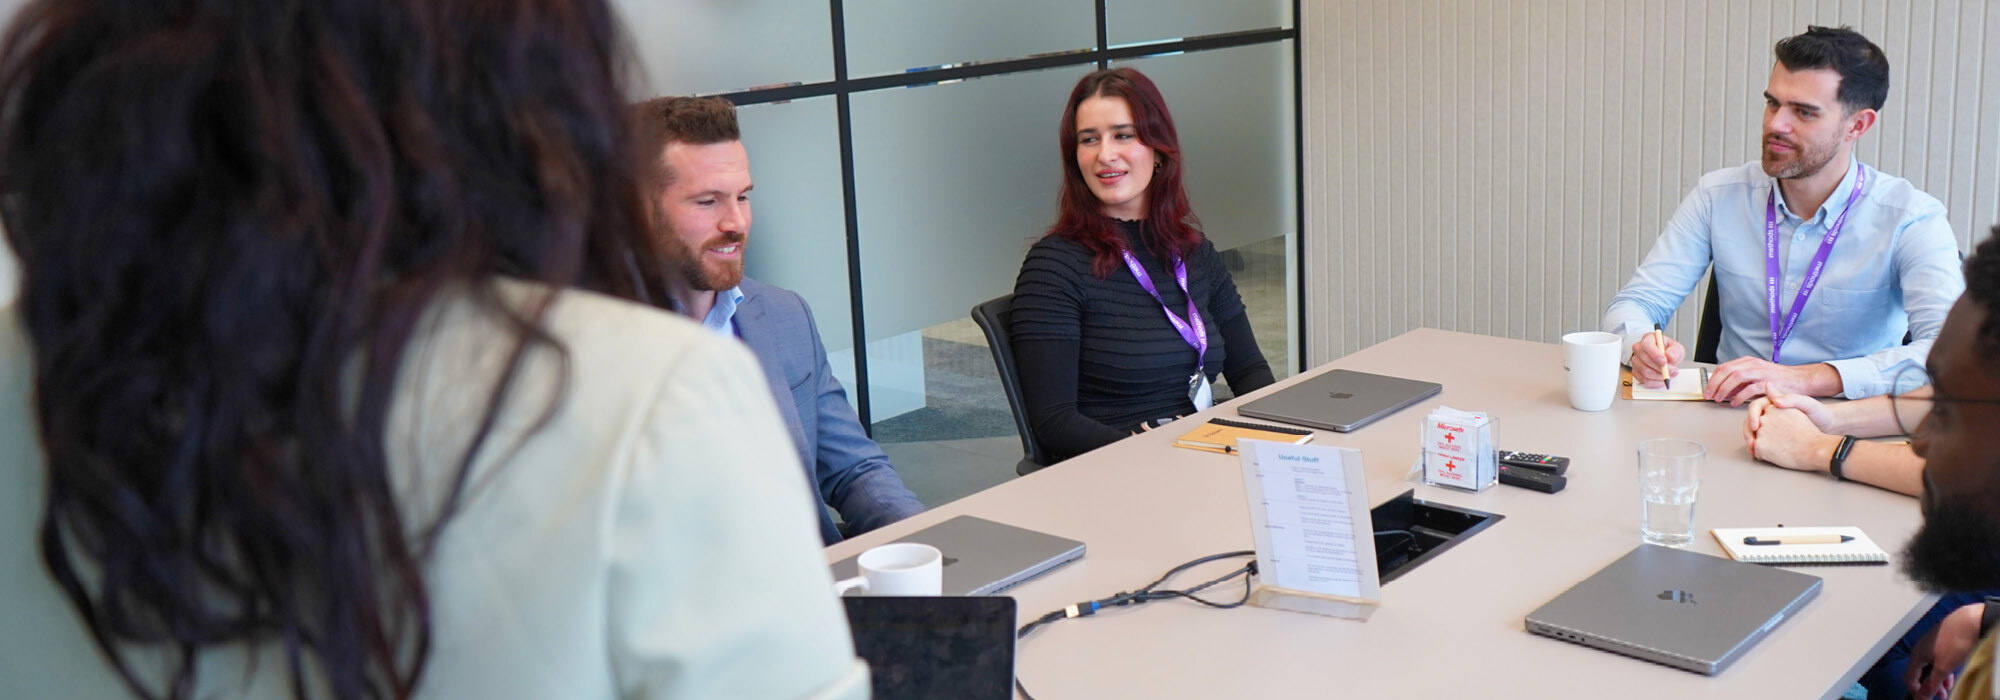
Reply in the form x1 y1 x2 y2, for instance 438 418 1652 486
1693 271 1725 364
970 294 1051 476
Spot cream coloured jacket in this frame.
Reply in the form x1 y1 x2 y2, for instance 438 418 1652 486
0 280 867 699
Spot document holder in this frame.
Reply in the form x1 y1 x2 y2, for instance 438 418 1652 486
1249 583 1380 621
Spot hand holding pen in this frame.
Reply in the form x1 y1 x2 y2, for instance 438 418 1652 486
1631 323 1686 389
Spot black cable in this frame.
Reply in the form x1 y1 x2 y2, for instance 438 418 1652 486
1374 528 1417 549
1014 550 1257 700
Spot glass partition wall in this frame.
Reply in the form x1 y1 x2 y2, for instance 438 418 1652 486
622 0 1300 506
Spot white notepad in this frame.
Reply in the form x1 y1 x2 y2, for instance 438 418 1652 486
1711 526 1889 565
1625 366 1710 401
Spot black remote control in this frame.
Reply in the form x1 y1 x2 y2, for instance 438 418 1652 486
1498 450 1570 476
1499 464 1567 493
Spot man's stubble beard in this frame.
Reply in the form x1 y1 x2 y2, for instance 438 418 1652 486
1761 130 1841 181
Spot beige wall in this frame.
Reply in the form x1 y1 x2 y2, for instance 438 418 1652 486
1301 0 2000 363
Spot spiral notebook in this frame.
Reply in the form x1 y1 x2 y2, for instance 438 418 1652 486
1711 526 1889 565
1174 418 1313 455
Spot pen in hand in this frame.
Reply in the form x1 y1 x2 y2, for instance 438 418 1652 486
1652 323 1676 382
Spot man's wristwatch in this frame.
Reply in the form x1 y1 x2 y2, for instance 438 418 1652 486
1828 435 1857 481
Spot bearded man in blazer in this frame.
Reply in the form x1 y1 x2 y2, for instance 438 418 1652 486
636 96 924 545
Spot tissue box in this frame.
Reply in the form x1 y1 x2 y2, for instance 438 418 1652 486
1422 410 1496 491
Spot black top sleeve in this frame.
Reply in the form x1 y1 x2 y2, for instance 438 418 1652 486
1218 310 1274 394
1197 242 1275 395
1013 337 1133 460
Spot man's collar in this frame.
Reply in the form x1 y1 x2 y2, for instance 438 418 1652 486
1773 155 1862 224
699 285 746 337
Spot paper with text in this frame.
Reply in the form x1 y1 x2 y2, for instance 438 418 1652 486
1239 441 1380 600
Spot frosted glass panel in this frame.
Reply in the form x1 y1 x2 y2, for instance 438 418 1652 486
850 66 1091 341
736 97 856 374
1117 41 1295 251
844 0 1095 78
1106 0 1289 47
617 0 832 97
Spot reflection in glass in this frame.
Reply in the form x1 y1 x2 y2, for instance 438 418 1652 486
618 0 833 97
735 97 858 387
844 0 1094 78
849 68 1091 498
849 66 1092 342
1105 0 1289 48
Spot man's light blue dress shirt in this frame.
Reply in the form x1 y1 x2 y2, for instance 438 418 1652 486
700 285 747 337
1602 159 1962 399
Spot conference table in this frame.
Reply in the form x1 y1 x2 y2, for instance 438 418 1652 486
825 328 1935 699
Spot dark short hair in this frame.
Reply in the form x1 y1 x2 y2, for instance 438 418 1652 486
633 96 740 186
1774 25 1890 114
1966 226 2000 357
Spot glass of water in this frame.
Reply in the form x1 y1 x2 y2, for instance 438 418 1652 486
1638 438 1704 547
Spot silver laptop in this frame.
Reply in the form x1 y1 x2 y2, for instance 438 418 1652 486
1525 545 1822 675
831 516 1085 596
1236 369 1441 432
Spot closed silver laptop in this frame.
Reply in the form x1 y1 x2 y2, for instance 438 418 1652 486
831 516 1085 596
1525 545 1822 675
1236 369 1442 432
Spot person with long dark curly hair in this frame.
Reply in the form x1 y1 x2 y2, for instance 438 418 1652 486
0 1 866 698
1008 67 1276 465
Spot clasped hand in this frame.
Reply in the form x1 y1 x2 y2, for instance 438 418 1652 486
1742 393 1838 472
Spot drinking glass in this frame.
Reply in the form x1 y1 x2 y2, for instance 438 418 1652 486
1638 438 1704 547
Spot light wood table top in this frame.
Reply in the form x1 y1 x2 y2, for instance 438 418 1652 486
828 328 1934 699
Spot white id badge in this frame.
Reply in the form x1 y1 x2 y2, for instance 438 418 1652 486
1189 372 1213 411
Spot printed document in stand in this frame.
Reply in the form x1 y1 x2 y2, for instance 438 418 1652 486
1238 440 1381 619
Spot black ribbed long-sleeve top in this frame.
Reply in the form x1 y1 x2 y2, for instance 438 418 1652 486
1009 221 1275 463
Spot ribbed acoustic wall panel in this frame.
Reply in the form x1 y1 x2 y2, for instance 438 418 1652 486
1302 0 2000 363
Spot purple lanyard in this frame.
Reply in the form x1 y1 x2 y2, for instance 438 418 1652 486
1764 167 1866 363
1120 249 1207 371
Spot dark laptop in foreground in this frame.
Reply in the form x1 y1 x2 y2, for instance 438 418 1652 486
1526 545 1822 675
830 515 1085 596
844 596 1016 700
1236 369 1442 432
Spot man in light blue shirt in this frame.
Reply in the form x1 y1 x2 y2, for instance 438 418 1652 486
637 96 925 544
1604 26 1962 404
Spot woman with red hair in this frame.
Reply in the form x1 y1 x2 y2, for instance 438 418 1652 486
1009 67 1275 464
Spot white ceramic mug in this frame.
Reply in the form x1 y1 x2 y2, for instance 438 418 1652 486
833 542 943 596
1562 331 1622 411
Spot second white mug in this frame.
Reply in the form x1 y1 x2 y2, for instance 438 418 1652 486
833 542 943 596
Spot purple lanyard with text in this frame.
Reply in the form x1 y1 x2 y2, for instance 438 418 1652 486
1765 167 1865 363
1120 250 1207 371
